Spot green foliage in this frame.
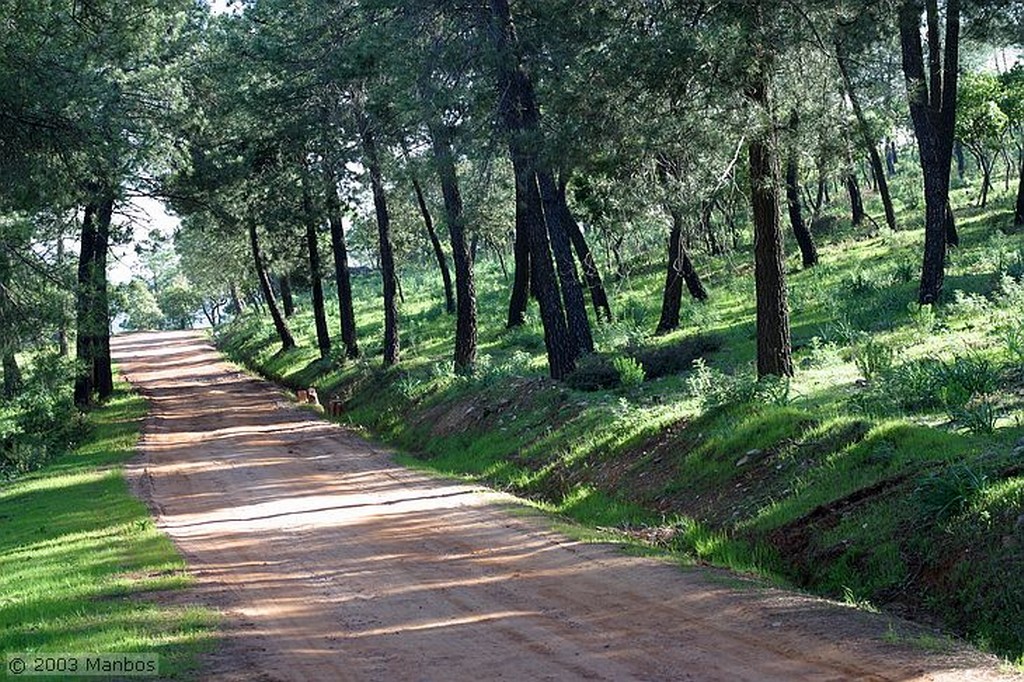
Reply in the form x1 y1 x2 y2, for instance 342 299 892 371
916 464 988 524
612 356 646 388
113 279 165 331
1 353 82 479
852 335 894 382
565 354 620 391
0 387 215 676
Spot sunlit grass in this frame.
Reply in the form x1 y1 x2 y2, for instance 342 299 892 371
0 386 216 680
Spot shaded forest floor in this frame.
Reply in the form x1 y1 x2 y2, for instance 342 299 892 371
218 186 1024 663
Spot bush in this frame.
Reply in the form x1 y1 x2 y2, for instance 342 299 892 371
917 463 988 523
565 354 620 391
852 335 895 383
612 356 645 388
1 353 83 477
628 334 723 380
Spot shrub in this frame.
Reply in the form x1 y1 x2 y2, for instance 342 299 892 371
853 336 895 383
565 354 619 391
612 356 646 388
628 334 723 380
917 463 988 523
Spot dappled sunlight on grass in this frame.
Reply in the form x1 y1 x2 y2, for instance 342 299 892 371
0 386 215 679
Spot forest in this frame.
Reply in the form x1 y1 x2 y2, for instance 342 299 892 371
4 0 1024 665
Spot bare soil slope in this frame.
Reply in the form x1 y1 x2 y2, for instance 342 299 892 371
113 330 1016 681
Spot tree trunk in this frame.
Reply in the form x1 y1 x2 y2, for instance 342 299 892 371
2 351 21 398
845 173 865 226
538 170 593 357
93 195 114 400
485 0 573 377
836 44 899 232
507 209 530 327
356 100 399 367
746 45 794 378
324 167 360 359
248 219 295 352
428 122 478 373
74 202 98 406
229 282 245 316
656 206 708 335
278 273 295 318
303 183 331 359
411 176 455 315
954 140 966 179
900 0 960 304
784 149 819 267
557 177 612 323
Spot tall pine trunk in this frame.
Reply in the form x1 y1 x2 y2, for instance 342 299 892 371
429 122 478 373
746 30 793 378
899 0 960 304
302 183 331 359
836 43 899 232
356 101 399 367
845 172 865 226
485 0 574 378
93 195 114 400
279 273 295 318
324 167 360 359
538 170 593 356
785 156 818 267
507 208 530 327
248 220 295 352
656 206 708 335
411 177 455 314
557 177 612 323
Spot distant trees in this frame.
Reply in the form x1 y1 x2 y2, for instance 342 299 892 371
7 0 1024 394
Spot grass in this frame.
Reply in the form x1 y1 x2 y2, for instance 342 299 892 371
0 384 216 680
216 183 1024 661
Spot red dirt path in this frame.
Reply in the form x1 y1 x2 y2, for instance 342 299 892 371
113 330 1017 681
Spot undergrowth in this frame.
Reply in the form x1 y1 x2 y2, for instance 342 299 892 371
216 191 1024 662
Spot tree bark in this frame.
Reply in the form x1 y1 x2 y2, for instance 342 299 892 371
428 122 478 373
248 219 295 352
229 282 245 316
411 176 455 315
302 183 331 359
507 209 530 327
656 205 708 335
278 273 295 318
746 42 794 378
899 0 961 304
845 172 865 226
557 177 612 322
74 202 98 406
356 100 399 367
835 44 899 232
783 139 819 267
324 166 360 359
485 0 574 378
2 351 20 398
92 195 114 400
538 170 593 356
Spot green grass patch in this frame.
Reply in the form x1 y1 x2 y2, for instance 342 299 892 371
215 190 1024 661
0 385 216 680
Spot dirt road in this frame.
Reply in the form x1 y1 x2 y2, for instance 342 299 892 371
113 331 1014 681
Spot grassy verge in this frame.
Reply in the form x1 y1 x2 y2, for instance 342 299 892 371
217 190 1024 663
0 384 215 681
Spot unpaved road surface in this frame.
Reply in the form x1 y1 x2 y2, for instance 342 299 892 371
113 331 1015 681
